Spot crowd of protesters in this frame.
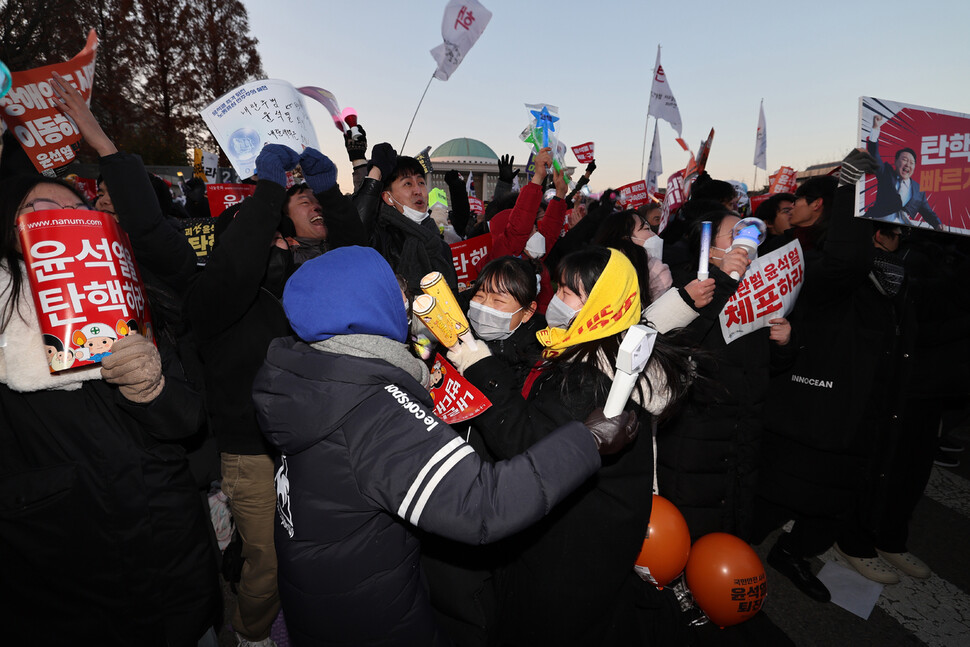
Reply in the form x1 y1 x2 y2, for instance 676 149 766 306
1 65 969 647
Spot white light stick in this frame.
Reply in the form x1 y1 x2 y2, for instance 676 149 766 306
697 221 711 280
603 325 658 417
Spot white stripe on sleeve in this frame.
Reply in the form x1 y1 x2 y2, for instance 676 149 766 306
410 445 476 526
397 436 465 519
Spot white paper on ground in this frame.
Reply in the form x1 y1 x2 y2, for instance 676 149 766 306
817 561 884 619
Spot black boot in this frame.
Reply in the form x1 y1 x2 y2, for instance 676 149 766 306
767 538 831 602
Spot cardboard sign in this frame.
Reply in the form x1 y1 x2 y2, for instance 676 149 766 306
429 354 491 423
450 233 491 291
719 240 803 344
0 30 98 176
18 209 152 372
856 97 970 235
193 148 219 183
572 142 594 163
205 183 256 217
182 217 217 263
200 79 319 180
617 180 651 209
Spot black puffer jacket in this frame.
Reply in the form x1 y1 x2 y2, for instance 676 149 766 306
657 264 796 541
252 337 601 647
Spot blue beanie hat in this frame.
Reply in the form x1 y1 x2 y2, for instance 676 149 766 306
283 246 408 343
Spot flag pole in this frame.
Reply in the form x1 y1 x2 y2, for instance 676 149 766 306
640 114 651 180
401 72 436 153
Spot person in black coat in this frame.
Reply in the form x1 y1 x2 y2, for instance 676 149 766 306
184 144 366 645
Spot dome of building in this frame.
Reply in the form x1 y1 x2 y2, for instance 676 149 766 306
430 138 498 165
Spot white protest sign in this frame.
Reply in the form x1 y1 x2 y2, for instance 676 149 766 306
719 239 803 344
200 79 319 180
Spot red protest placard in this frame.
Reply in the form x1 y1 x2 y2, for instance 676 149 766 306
658 171 686 233
572 142 594 164
768 166 797 194
617 180 650 209
857 97 970 235
429 354 491 424
1 30 98 176
18 209 153 372
468 196 484 215
450 232 491 291
206 183 256 217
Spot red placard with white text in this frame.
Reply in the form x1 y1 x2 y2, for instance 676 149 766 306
450 233 491 291
0 30 98 176
18 209 153 372
768 166 798 195
856 97 970 235
468 196 484 215
658 170 686 233
719 240 803 344
429 354 491 423
206 183 256 217
572 142 594 164
617 180 650 209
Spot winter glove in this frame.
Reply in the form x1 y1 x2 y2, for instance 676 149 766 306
584 407 639 455
344 124 367 162
446 339 492 374
299 148 338 193
255 144 300 186
444 169 464 187
100 334 165 404
838 149 880 187
584 159 597 176
497 154 519 184
368 142 398 181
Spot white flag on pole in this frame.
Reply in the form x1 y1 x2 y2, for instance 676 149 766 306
430 0 492 81
753 100 767 170
646 123 663 194
647 46 683 137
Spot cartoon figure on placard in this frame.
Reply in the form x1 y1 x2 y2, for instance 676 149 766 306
71 320 129 362
429 359 446 398
228 127 261 164
43 334 76 371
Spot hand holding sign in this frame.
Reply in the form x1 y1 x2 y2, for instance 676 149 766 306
49 71 116 157
768 317 791 345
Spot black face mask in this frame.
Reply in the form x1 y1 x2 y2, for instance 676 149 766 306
871 248 905 297
262 246 293 299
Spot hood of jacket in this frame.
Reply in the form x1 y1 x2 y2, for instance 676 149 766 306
253 336 430 455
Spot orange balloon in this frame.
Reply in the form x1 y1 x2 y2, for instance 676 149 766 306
685 532 766 628
634 495 691 588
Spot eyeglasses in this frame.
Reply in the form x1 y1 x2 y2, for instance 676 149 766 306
18 198 91 213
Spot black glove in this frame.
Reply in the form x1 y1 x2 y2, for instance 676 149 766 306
838 148 880 187
497 153 519 184
344 124 367 162
444 169 463 186
584 408 640 455
369 142 398 180
585 159 597 176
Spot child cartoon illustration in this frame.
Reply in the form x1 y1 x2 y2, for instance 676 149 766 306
42 334 76 372
429 359 446 400
71 320 130 362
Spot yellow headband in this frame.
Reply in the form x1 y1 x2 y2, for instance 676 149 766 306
536 248 641 358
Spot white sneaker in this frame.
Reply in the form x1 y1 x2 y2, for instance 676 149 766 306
236 633 277 647
877 549 932 579
834 543 899 584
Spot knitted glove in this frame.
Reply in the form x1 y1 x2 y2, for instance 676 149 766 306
584 408 639 455
300 148 338 193
838 149 880 187
446 339 492 374
255 144 300 186
584 159 597 176
100 334 165 404
497 154 519 184
368 142 398 180
344 124 367 162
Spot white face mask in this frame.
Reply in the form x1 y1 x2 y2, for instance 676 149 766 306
468 301 523 341
545 293 579 329
634 235 664 261
387 194 428 224
524 231 546 259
